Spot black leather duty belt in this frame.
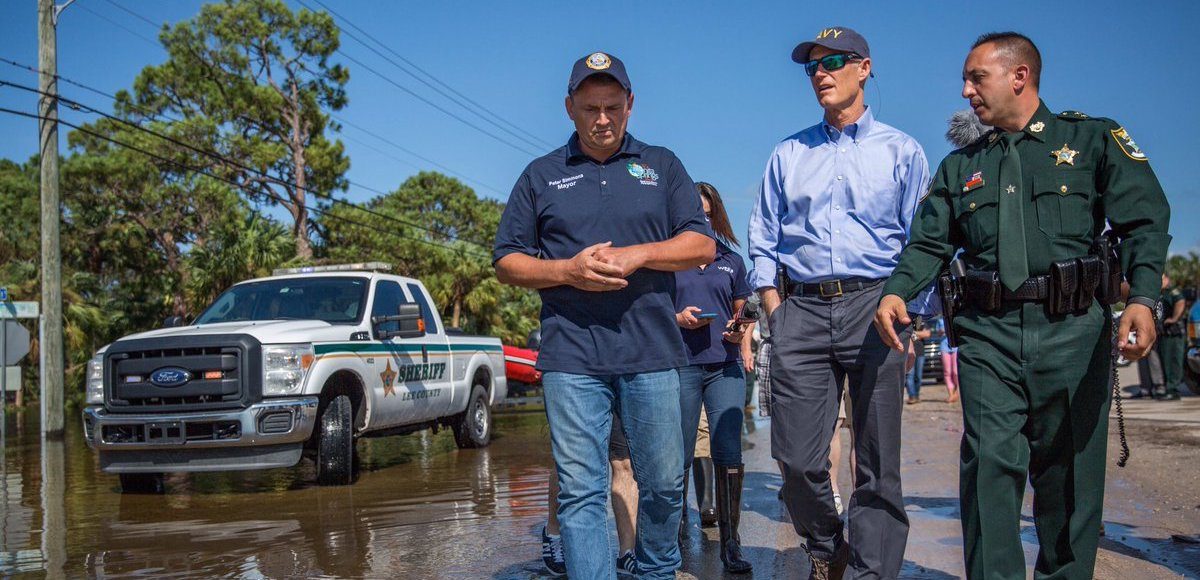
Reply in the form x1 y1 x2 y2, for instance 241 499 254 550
1000 275 1050 301
787 278 884 298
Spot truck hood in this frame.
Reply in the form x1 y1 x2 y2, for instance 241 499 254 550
116 320 360 345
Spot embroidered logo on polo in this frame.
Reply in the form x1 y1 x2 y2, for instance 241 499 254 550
717 265 735 275
548 173 584 190
627 162 659 186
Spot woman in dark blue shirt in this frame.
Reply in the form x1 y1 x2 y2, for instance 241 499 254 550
674 182 753 574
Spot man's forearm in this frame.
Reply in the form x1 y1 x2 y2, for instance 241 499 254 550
632 231 715 272
495 253 567 289
759 287 781 317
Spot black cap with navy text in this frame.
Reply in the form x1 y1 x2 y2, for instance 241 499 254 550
568 52 632 93
791 27 871 63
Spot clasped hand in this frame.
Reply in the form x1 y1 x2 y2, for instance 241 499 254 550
563 242 644 292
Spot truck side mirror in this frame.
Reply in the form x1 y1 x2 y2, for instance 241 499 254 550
162 316 187 328
371 303 425 340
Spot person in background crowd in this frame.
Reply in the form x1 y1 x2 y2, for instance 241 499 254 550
748 26 931 579
674 182 754 573
1157 273 1187 400
827 389 855 515
1189 292 1200 345
905 318 932 404
493 51 715 579
937 317 960 403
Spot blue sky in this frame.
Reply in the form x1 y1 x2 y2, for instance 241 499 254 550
2 0 1197 257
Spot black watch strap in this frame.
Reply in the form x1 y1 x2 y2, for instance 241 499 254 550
1126 296 1162 321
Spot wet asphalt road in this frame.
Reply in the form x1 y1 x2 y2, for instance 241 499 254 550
2 379 1199 578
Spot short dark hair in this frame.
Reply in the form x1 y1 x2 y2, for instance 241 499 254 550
972 32 1041 88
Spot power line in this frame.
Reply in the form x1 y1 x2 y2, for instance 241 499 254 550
332 114 505 195
0 55 486 203
0 102 489 260
73 2 160 48
0 77 493 250
298 0 555 151
331 48 541 158
0 106 493 260
13 3 521 197
0 66 498 250
99 0 161 28
100 0 542 158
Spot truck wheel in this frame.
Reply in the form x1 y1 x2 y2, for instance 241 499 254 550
316 394 355 486
453 384 492 449
119 472 165 494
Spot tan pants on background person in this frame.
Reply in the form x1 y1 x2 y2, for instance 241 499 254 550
694 407 710 459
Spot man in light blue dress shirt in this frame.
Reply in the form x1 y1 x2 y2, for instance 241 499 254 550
747 26 929 580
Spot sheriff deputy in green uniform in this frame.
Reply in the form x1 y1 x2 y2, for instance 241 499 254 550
1157 273 1187 400
874 32 1170 579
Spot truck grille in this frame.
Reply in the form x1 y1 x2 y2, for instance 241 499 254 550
104 334 262 413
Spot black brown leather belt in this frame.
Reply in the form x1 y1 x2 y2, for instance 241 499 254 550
1000 275 1050 301
788 278 883 298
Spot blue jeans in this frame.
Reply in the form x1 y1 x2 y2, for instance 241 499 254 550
678 361 746 467
543 370 685 580
905 354 925 398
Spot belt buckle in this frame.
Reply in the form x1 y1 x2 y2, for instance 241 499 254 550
819 280 843 298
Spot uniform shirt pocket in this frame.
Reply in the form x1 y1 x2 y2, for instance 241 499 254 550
1032 171 1096 238
953 186 1000 250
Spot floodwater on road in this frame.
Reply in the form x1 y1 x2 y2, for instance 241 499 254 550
1 407 559 578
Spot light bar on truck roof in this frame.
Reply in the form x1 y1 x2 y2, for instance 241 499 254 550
272 262 393 276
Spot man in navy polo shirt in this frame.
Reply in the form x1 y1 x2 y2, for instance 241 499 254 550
494 51 714 579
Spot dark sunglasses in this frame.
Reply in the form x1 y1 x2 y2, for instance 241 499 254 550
803 53 863 77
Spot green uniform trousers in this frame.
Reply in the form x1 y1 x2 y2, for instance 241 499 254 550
1157 333 1186 396
955 300 1110 580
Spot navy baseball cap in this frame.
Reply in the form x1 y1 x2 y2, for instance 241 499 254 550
791 27 871 63
568 52 631 93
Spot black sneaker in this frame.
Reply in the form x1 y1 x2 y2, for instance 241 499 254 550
617 550 641 577
541 525 566 577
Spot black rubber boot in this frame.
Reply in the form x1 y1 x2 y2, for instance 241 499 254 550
695 457 717 527
715 463 753 574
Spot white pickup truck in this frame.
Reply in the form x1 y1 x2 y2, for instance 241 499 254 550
81 263 507 492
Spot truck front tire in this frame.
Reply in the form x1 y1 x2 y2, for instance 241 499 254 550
316 394 355 485
452 384 492 449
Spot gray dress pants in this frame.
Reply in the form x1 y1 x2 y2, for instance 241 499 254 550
769 283 909 579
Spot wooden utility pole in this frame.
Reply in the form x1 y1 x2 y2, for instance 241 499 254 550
38 0 64 436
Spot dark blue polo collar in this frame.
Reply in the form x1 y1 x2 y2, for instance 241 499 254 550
565 132 646 165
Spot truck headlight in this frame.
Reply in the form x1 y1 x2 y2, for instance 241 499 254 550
262 344 315 396
87 355 104 405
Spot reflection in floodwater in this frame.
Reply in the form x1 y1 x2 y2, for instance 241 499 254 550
1 409 556 578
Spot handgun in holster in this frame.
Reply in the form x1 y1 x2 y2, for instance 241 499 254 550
937 259 967 348
777 262 792 301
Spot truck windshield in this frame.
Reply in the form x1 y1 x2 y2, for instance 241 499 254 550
194 277 368 325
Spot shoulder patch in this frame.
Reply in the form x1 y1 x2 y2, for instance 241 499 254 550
1110 126 1148 161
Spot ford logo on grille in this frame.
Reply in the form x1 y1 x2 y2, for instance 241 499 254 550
150 367 192 387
